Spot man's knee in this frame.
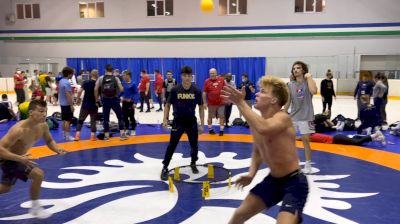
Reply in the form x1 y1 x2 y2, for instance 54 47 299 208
29 168 44 182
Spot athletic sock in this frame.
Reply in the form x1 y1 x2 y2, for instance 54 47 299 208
31 200 39 208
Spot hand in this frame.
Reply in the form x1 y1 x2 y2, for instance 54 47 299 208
145 91 149 96
132 104 136 109
96 101 103 108
221 85 245 105
162 120 168 129
198 125 204 134
234 175 253 189
57 148 69 155
70 105 75 113
304 73 312 79
20 154 38 168
321 96 325 102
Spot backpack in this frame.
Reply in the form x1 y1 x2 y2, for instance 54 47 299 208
101 75 117 98
46 116 59 130
332 114 356 131
343 118 356 131
52 112 62 121
232 118 245 126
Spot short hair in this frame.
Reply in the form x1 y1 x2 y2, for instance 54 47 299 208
166 70 172 74
1 94 7 99
105 64 113 72
28 99 47 111
91 69 99 76
141 69 147 74
242 74 248 79
62 66 74 77
181 66 192 75
154 69 160 73
291 61 309 80
258 76 289 107
125 71 132 77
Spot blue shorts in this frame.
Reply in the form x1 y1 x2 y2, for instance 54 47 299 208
250 169 309 223
0 160 35 185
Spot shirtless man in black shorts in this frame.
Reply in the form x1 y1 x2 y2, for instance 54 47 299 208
222 76 309 224
0 100 68 219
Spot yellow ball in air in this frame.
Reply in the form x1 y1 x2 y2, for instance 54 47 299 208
200 0 214 12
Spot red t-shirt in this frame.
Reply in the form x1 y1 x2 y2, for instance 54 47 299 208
14 73 24 89
154 74 164 93
139 75 150 93
310 133 333 144
203 77 225 105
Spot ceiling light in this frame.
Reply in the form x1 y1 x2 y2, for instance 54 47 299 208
232 3 236 6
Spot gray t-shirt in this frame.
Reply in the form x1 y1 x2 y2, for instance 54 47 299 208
288 80 314 122
372 80 387 99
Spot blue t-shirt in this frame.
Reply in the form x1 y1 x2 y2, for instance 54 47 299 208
239 80 255 100
121 81 138 102
81 79 97 110
59 78 72 106
168 84 203 118
354 80 374 99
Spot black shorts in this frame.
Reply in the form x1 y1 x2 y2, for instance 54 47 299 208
61 105 73 121
250 170 309 223
0 160 35 185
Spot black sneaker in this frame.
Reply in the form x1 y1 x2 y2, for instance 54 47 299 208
145 110 151 113
190 163 199 174
160 167 169 181
219 131 224 136
209 129 216 135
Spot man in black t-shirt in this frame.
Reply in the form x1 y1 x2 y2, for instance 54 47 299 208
75 69 99 141
160 66 205 181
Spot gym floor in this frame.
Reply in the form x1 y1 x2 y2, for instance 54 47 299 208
0 94 399 223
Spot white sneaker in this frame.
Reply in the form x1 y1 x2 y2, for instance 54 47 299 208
375 130 386 146
303 163 312 174
130 130 136 136
64 135 75 141
363 127 372 135
29 206 52 219
120 134 128 141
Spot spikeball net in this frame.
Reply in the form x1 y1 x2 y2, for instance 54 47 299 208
168 163 232 184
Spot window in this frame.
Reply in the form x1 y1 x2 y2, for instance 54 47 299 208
147 0 173 16
219 0 247 15
79 2 105 18
16 3 40 19
295 0 325 13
